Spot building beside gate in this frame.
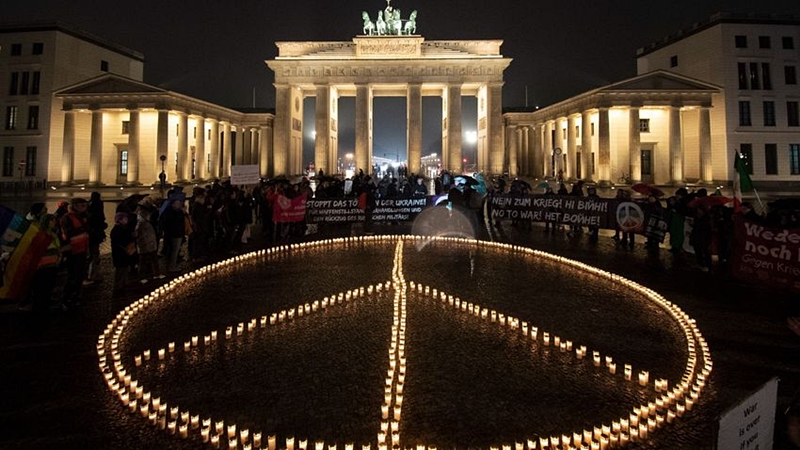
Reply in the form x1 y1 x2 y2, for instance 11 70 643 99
2 12 799 189
504 13 800 189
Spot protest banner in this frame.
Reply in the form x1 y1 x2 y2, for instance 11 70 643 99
306 196 433 224
230 165 260 186
731 216 800 291
490 194 619 229
273 194 307 223
715 377 778 450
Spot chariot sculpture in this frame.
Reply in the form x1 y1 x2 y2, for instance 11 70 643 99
361 1 417 36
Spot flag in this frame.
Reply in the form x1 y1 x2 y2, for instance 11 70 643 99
0 205 53 300
272 194 307 223
733 150 754 213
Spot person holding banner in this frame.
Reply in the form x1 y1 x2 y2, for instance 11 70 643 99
58 198 90 309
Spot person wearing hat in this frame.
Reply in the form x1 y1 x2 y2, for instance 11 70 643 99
58 198 90 309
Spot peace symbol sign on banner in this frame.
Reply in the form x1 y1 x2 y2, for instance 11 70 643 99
616 201 644 232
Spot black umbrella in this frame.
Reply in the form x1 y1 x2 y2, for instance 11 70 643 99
454 175 478 186
768 198 800 210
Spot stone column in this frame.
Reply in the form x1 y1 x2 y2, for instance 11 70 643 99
195 117 206 181
567 115 577 179
273 84 291 177
156 109 169 183
597 107 611 185
88 108 103 185
222 122 232 177
699 107 713 184
126 108 140 185
543 121 553 177
532 125 543 179
315 84 331 175
177 112 190 182
250 127 258 168
209 119 220 179
446 84 462 173
260 124 271 177
669 106 684 184
521 126 530 176
355 83 372 175
487 83 505 175
234 125 244 166
629 106 641 183
61 109 75 184
505 124 517 177
407 83 422 175
581 111 592 182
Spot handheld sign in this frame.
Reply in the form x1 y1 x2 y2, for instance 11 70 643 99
715 377 779 450
230 165 260 185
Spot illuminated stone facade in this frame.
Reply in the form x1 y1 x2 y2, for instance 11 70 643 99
503 71 719 187
267 36 512 176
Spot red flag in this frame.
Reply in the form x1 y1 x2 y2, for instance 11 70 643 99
272 194 307 223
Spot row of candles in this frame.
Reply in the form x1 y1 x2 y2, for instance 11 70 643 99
379 240 409 448
97 235 713 449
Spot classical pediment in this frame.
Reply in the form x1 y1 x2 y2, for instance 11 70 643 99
600 70 719 93
55 74 166 96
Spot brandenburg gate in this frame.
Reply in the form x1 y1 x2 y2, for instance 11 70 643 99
266 9 512 177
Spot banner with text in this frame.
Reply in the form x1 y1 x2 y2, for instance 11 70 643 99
731 216 800 291
306 197 433 224
490 195 623 230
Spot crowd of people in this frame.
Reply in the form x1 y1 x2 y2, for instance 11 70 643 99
7 168 800 314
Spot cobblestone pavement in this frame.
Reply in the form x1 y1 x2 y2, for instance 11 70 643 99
0 192 799 449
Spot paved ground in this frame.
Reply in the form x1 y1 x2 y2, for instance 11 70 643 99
1 189 799 449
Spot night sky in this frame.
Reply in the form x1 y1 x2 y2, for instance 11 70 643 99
4 0 800 162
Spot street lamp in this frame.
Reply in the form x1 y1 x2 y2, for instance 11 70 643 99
159 154 167 192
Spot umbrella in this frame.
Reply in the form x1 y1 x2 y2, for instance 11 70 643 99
688 195 732 209
631 183 665 197
117 194 148 213
454 175 478 186
767 198 800 211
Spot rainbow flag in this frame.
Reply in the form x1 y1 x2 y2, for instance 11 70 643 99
0 206 53 301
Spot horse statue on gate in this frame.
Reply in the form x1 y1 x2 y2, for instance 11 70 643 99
362 11 376 35
375 10 387 35
389 9 402 35
403 10 417 35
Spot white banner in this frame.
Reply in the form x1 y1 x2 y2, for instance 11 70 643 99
229 165 260 185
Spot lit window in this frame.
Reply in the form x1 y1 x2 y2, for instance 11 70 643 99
119 150 128 176
762 63 772 90
30 72 40 95
765 144 778 175
639 119 650 133
763 101 776 126
750 63 760 90
25 147 36 176
785 66 797 85
2 147 13 176
738 101 752 126
9 72 19 96
5 106 18 130
27 105 39 130
122 121 130 135
788 101 799 127
19 72 29 95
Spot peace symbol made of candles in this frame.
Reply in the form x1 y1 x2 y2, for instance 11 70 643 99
97 236 712 450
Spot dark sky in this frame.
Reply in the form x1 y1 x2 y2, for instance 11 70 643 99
5 0 800 109
5 0 800 163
